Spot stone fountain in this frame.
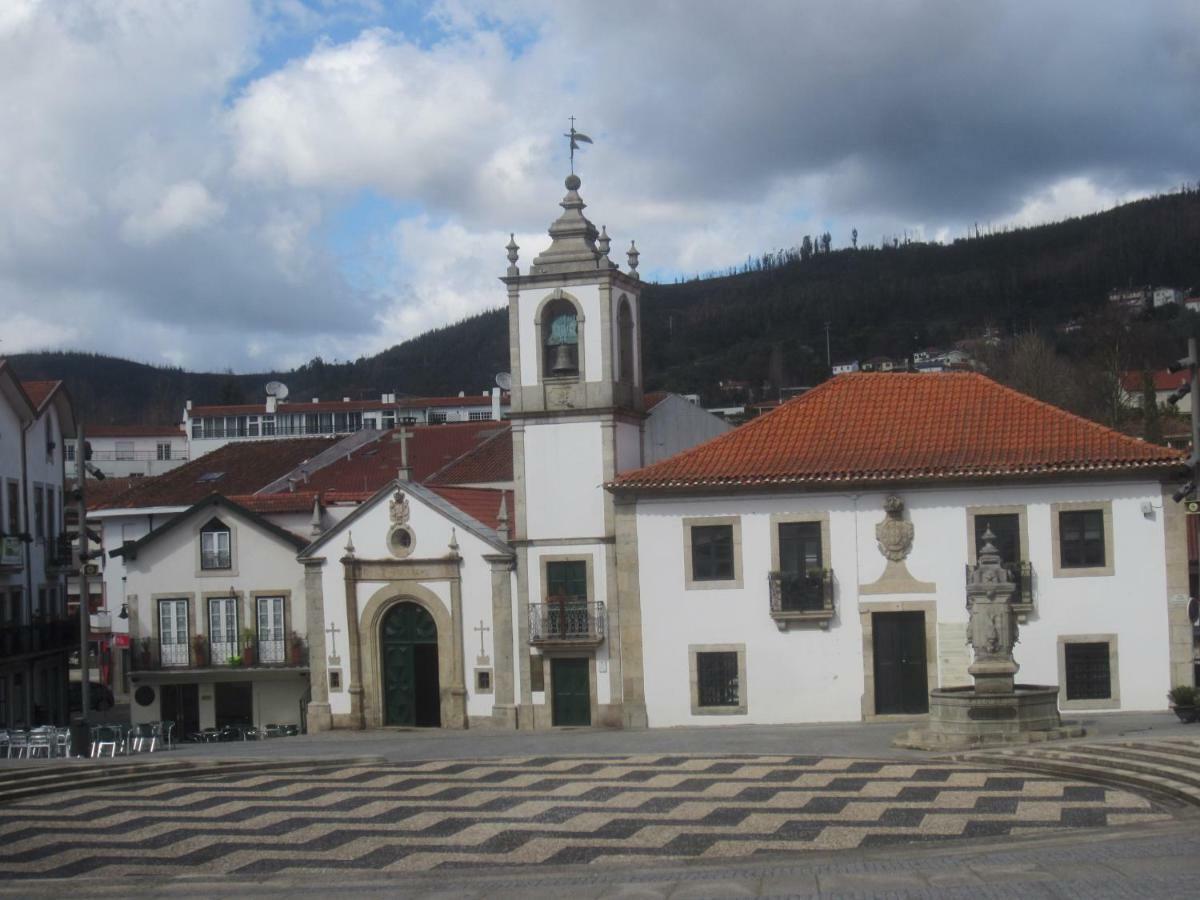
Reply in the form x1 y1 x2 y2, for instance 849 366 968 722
897 529 1084 750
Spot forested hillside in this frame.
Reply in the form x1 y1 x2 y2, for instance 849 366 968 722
9 186 1200 424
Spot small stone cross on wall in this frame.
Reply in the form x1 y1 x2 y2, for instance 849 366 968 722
474 620 490 657
326 622 341 663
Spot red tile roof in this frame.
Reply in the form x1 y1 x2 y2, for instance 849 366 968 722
612 372 1184 492
427 486 513 531
425 426 513 485
87 424 182 438
643 392 669 410
90 437 338 509
302 422 507 495
1119 369 1188 393
228 492 322 514
21 380 60 409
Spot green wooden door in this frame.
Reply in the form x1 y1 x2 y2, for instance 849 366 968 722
872 612 928 715
551 658 591 726
382 602 440 727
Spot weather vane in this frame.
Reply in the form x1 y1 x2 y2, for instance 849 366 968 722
564 116 592 174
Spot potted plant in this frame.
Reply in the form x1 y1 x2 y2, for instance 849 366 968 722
289 631 305 666
227 654 242 667
241 627 256 667
192 634 208 667
1167 685 1197 723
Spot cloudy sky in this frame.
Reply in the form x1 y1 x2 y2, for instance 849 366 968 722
1 0 1197 373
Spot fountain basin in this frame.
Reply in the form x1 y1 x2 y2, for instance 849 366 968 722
894 684 1085 750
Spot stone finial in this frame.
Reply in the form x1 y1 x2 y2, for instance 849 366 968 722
597 225 611 258
310 497 322 538
627 240 640 279
496 494 509 543
344 531 355 558
506 233 520 277
448 527 460 559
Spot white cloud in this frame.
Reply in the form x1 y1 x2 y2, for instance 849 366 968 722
120 180 227 245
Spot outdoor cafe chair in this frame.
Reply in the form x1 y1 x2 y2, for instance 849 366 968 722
7 731 28 759
90 725 121 758
0 730 9 758
130 723 160 753
158 721 175 750
54 727 72 758
26 728 54 759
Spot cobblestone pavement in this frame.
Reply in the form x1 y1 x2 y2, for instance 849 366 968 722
0 753 1169 881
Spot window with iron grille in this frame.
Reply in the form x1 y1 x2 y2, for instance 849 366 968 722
1064 642 1111 700
696 651 739 707
200 518 231 570
691 525 734 581
1059 510 1105 568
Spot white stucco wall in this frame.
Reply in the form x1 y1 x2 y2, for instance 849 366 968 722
643 395 732 465
522 420 606 539
614 420 643 476
635 480 1172 727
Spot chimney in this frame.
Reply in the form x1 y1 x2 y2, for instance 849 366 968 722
491 387 501 421
266 395 277 414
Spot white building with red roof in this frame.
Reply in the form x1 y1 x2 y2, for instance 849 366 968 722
0 361 77 729
608 371 1190 726
69 423 188 479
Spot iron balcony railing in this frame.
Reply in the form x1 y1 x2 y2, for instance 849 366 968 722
131 637 310 671
0 619 79 658
81 449 188 462
529 598 606 645
963 560 1035 614
768 570 834 615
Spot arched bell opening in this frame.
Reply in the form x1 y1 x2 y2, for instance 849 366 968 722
542 297 580 378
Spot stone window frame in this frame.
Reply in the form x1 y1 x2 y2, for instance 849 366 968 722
533 290 587 384
688 643 748 716
474 667 494 694
682 516 743 590
1050 500 1114 578
768 511 834 626
1057 633 1120 710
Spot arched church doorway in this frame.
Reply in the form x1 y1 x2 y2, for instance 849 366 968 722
381 601 441 727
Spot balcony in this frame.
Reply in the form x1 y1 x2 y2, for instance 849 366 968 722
80 449 189 462
0 535 23 572
529 599 606 649
768 570 835 630
130 636 310 671
964 560 1035 622
45 535 76 576
0 618 79 658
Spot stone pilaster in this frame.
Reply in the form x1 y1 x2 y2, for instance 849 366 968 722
447 557 468 729
486 554 518 727
342 555 365 730
1162 487 1194 688
304 558 331 732
614 497 647 727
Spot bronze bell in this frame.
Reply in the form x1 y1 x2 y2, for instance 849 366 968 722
551 342 577 375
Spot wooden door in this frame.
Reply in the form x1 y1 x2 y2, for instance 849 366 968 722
551 658 591 726
160 683 199 737
381 602 440 727
872 612 928 714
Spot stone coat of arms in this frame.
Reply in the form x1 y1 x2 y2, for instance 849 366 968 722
875 494 914 562
389 489 410 526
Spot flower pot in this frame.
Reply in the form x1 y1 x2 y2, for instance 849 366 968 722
1172 705 1197 724
242 647 255 667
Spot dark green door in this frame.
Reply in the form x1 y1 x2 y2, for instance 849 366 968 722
382 602 441 727
872 612 928 715
551 658 591 726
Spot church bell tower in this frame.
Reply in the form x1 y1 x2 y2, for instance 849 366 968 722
502 146 646 728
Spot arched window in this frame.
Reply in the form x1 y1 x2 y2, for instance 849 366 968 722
200 518 231 570
618 298 635 383
542 298 579 378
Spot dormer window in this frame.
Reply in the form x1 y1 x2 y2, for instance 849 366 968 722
200 518 231 570
543 299 579 378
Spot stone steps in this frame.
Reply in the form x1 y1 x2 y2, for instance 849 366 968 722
0 756 378 806
958 738 1200 808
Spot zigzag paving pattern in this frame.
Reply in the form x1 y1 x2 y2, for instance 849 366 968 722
0 754 1169 879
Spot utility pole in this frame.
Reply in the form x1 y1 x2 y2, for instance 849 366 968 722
75 426 90 721
1167 337 1200 502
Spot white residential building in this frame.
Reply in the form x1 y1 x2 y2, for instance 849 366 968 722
0 362 77 728
68 424 188 479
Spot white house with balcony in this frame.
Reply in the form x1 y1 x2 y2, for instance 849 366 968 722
182 390 508 461
68 424 187 479
113 494 313 736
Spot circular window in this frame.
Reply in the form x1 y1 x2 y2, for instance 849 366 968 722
388 524 415 558
134 685 156 707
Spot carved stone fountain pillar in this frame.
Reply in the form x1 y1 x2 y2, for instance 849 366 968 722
966 529 1020 695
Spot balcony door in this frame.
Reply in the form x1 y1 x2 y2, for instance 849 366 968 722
778 521 823 611
257 596 286 664
974 514 1019 566
158 599 189 667
208 597 238 665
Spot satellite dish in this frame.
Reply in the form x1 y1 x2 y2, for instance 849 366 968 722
495 372 512 391
265 381 290 400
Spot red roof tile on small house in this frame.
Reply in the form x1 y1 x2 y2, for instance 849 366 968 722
1119 369 1189 393
424 426 513 486
87 424 182 437
21 380 61 409
612 372 1184 492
